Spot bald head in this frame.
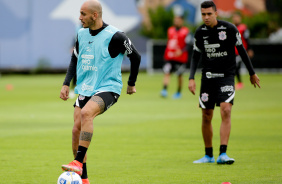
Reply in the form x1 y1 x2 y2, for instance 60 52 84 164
82 0 102 18
79 0 103 29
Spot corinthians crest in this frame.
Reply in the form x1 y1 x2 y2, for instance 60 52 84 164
201 93 209 102
218 31 227 40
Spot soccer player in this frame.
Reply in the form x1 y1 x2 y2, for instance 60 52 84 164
161 15 192 99
188 1 260 164
232 12 254 90
59 0 141 183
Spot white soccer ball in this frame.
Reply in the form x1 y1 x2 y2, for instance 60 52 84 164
57 171 82 184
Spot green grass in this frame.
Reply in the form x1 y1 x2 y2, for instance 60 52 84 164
0 73 281 184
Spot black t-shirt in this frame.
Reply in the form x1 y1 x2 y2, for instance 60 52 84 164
63 22 141 86
190 20 255 80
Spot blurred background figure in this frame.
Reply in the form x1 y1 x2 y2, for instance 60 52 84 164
161 14 193 99
232 12 254 90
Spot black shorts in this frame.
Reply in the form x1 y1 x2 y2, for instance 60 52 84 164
199 76 235 109
73 92 119 112
163 60 186 75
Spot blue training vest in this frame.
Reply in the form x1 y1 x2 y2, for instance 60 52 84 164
75 25 124 96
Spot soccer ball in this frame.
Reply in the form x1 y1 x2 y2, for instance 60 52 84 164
57 171 82 184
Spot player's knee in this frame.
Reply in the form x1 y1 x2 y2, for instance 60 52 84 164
202 111 213 123
221 106 232 118
80 108 98 123
80 109 91 121
72 126 80 136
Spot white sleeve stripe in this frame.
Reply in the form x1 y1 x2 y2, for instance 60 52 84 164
199 97 206 109
74 47 78 57
225 92 235 103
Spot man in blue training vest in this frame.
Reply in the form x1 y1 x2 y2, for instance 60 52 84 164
59 1 141 183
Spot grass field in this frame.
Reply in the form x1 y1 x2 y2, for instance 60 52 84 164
0 72 281 184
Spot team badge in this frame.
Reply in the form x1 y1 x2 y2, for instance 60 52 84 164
201 93 209 102
79 95 85 100
218 31 227 40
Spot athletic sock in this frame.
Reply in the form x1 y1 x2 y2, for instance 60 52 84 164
219 145 227 155
75 146 88 163
163 85 167 90
205 147 213 157
81 163 88 179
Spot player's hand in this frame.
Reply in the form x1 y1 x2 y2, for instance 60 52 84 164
188 79 196 95
175 49 182 57
127 85 136 95
250 74 260 88
60 85 70 101
247 49 254 59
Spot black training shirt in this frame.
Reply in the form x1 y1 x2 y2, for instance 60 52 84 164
189 20 255 80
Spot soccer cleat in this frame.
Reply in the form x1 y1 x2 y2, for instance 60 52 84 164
173 92 181 99
62 160 83 176
193 155 215 163
82 178 90 184
160 89 168 97
216 153 235 164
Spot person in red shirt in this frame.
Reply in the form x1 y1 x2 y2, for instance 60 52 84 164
232 12 254 90
161 15 192 99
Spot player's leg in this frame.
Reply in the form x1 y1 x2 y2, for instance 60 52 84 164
235 56 244 90
202 109 214 148
217 102 235 164
62 96 103 175
62 92 119 175
193 108 215 163
217 78 235 164
173 63 185 99
161 62 172 97
73 106 89 181
219 102 232 146
193 79 216 163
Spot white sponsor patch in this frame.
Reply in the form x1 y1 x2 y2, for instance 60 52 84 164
124 39 133 54
236 32 243 46
82 65 98 71
81 83 94 92
217 25 227 30
221 85 234 92
206 72 224 79
81 54 94 59
207 51 227 58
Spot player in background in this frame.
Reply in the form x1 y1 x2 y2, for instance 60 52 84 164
59 0 141 183
188 1 260 164
232 12 254 90
161 15 193 99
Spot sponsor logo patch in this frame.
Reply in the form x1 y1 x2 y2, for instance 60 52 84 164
221 85 234 92
124 39 133 54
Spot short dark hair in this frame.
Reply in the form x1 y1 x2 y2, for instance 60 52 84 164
201 1 217 11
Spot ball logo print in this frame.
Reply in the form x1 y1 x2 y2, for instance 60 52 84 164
57 172 82 184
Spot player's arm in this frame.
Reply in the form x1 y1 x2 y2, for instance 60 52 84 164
243 28 254 58
235 32 260 88
109 32 141 95
60 39 78 101
188 34 202 95
183 33 194 52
